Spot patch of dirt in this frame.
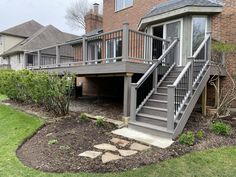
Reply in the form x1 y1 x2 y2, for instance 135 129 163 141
4 97 123 121
17 111 236 173
70 98 123 121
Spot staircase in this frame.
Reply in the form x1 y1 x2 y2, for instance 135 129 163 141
129 35 212 139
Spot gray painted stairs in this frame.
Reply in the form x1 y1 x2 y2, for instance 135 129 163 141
129 67 183 138
129 65 210 139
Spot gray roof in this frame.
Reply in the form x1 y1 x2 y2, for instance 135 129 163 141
2 25 79 56
0 20 44 38
145 0 223 18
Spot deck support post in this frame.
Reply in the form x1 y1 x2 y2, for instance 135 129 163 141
37 50 41 67
83 37 88 65
122 22 129 62
123 73 132 117
167 85 175 132
56 46 60 65
153 68 158 92
187 57 194 95
215 76 220 108
202 85 207 116
130 84 137 121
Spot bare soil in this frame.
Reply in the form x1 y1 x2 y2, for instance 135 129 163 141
70 98 123 121
17 111 236 173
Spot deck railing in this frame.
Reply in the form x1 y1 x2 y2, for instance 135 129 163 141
26 23 169 69
130 39 179 121
167 34 211 131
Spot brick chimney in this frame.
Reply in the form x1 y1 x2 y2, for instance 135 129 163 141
85 3 103 33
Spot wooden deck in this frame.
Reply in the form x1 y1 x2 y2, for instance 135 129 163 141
28 61 151 76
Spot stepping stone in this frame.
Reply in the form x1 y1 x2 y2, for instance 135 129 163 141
46 133 53 137
110 138 129 147
94 143 118 151
102 152 123 163
79 151 102 159
118 150 137 157
130 143 150 151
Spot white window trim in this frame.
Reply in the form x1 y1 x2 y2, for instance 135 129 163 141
190 15 208 56
150 18 183 66
115 0 134 12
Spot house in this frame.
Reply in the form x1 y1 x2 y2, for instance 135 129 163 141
22 0 236 139
0 20 78 70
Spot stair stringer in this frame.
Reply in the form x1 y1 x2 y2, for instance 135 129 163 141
173 67 211 139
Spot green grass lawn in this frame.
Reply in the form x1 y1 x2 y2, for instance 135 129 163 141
0 104 236 177
0 94 7 101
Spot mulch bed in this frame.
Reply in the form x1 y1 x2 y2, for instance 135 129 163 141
17 111 236 173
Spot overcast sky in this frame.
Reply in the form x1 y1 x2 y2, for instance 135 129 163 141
0 0 103 36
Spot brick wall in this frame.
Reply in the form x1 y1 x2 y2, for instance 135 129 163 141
211 0 236 107
103 0 167 32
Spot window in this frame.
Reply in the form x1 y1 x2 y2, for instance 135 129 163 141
115 0 133 11
27 55 34 66
192 17 207 55
17 54 21 64
106 38 122 62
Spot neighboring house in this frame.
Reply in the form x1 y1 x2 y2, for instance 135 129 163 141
24 0 236 139
0 20 78 70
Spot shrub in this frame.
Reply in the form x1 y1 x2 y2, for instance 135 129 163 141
48 139 58 145
196 130 204 139
179 131 195 146
0 69 75 116
96 116 105 127
210 121 231 136
80 113 89 122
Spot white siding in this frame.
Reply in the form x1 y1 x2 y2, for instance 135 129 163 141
9 53 25 70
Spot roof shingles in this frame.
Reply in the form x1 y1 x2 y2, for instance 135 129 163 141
145 0 223 19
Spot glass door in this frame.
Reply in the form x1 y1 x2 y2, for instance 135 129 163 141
165 21 181 65
152 19 182 65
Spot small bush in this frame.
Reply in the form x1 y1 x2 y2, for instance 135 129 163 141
96 116 105 127
210 121 231 136
179 131 195 146
196 130 204 139
80 113 89 122
48 139 58 145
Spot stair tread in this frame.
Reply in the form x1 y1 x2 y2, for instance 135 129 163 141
153 93 167 96
137 113 167 121
152 93 186 97
148 99 167 103
129 121 171 133
142 106 167 112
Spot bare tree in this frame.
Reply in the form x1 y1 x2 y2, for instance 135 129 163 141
65 0 90 30
209 42 236 118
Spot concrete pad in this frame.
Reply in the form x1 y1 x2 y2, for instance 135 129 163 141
130 143 150 151
110 138 129 147
102 152 123 163
112 128 174 149
79 151 102 159
94 143 118 151
118 150 137 157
